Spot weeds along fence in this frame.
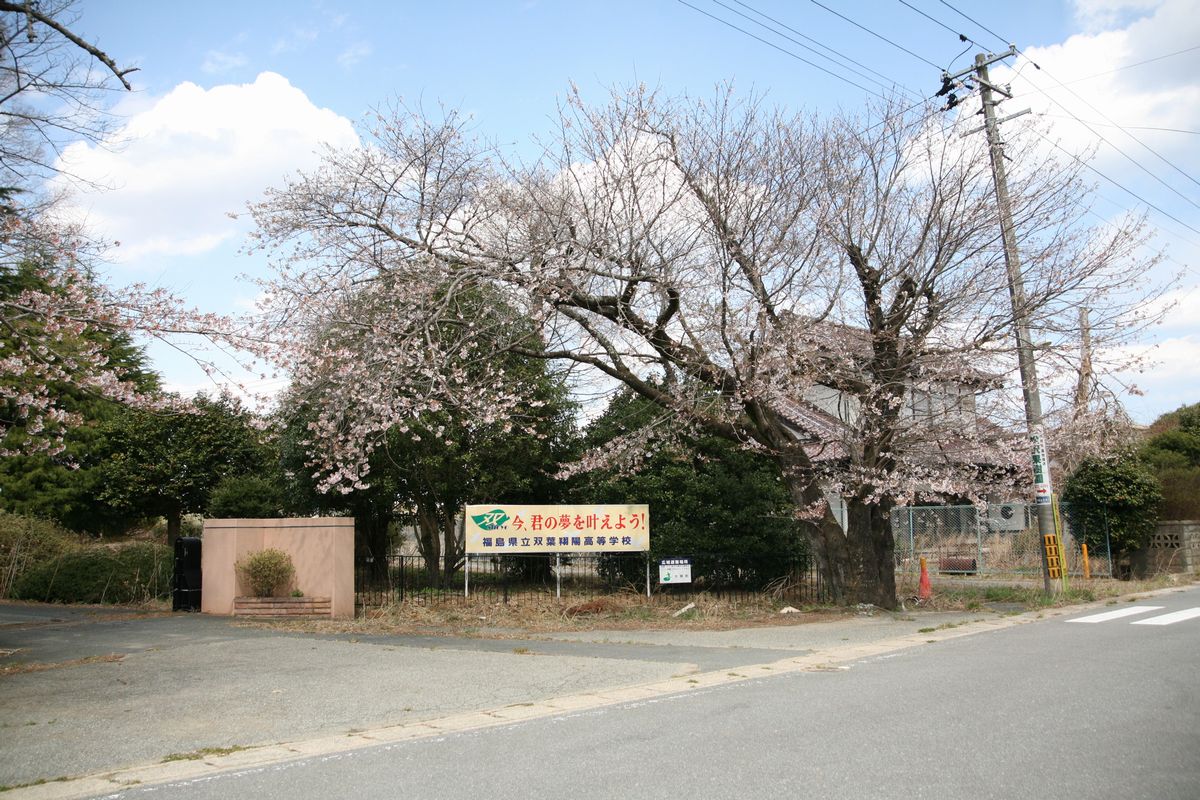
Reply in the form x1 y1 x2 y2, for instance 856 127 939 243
890 504 1115 584
356 552 826 608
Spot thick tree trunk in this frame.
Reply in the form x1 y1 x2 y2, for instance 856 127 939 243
844 499 898 609
415 504 442 586
783 476 852 605
166 510 182 550
441 508 462 581
355 513 392 580
778 461 897 610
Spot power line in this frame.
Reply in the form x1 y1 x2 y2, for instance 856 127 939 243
712 0 924 100
1059 44 1200 86
926 4 1200 203
1027 125 1200 239
894 0 983 50
726 0 924 100
677 0 944 139
936 0 1009 48
675 0 892 99
1038 115 1200 137
1019 56 1200 197
805 0 943 70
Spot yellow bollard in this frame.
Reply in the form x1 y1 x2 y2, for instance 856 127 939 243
1081 543 1091 580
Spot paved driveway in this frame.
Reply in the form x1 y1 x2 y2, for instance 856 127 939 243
0 600 1009 789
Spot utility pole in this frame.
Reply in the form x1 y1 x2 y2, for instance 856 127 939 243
944 47 1056 594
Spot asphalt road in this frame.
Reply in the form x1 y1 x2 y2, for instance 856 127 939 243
79 585 1200 800
2 599 989 786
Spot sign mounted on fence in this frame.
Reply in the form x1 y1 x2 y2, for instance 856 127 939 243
464 504 649 554
658 558 691 584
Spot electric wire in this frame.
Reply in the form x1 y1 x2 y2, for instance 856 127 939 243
895 0 983 50
805 0 943 70
936 0 1010 48
726 0 925 100
924 4 1200 242
1059 44 1200 86
1025 125 1200 239
675 0 892 99
1018 57 1200 195
711 0 924 100
1038 115 1200 137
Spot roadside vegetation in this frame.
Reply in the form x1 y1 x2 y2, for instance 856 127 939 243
234 574 1194 639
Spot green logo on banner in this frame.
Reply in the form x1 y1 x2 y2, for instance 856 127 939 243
472 509 510 531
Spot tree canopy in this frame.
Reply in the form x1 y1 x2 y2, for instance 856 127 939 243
0 1 241 458
276 284 577 582
246 87 1165 607
0 262 160 533
576 388 805 561
96 393 273 544
1139 402 1200 520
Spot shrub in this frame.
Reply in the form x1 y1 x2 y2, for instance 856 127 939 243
0 512 81 598
1157 467 1200 520
11 542 172 604
1062 454 1162 559
236 548 295 597
207 475 286 519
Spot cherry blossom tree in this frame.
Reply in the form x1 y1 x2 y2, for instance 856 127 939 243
0 1 238 458
248 87 1165 607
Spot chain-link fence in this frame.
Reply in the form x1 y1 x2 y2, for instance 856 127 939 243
890 503 1115 582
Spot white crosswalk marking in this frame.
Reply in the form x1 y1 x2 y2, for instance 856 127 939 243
1130 607 1200 626
1066 606 1164 623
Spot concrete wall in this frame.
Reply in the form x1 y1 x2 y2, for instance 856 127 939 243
1149 520 1200 573
200 518 355 619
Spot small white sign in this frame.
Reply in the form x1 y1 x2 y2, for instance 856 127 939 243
659 558 692 584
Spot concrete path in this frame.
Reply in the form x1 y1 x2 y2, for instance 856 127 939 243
0 599 1081 797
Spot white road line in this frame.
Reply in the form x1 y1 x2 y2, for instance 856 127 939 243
1066 606 1164 623
1130 607 1200 626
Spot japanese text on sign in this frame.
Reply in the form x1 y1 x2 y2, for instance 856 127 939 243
465 504 650 554
659 558 692 584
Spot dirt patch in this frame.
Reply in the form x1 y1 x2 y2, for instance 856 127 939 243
236 593 849 639
0 653 124 677
233 574 1200 639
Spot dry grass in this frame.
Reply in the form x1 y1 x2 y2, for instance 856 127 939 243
0 653 124 677
240 573 1197 638
906 573 1197 612
236 592 846 639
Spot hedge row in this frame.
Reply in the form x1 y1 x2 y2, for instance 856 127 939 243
10 541 172 604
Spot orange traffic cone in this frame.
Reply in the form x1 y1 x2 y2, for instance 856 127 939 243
918 556 932 600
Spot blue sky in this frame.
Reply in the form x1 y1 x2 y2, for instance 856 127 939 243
62 0 1199 423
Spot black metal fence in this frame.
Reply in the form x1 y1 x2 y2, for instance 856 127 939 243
356 552 826 608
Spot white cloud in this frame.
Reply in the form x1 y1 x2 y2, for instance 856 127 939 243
201 49 248 74
997 0 1200 170
337 42 373 70
51 72 359 264
1072 0 1159 31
